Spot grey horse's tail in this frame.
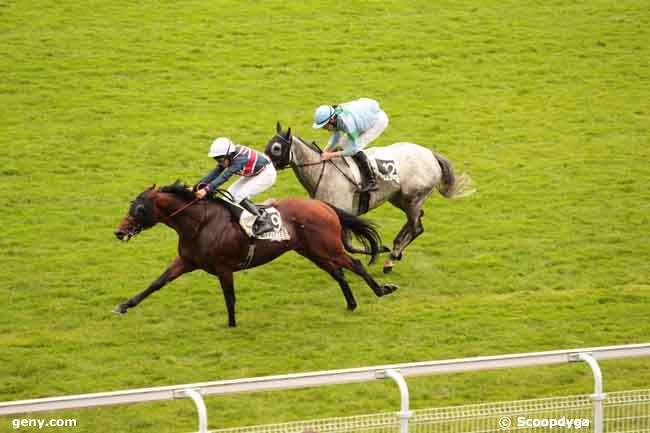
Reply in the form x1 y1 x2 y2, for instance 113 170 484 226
434 153 475 198
327 204 381 265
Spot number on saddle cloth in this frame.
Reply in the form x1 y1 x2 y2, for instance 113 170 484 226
242 206 289 241
372 158 399 183
344 155 400 185
356 156 399 215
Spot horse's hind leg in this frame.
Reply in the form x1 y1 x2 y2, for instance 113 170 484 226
394 209 425 256
343 255 398 296
384 194 427 273
217 272 237 327
304 249 396 298
330 268 358 311
301 254 358 310
385 210 424 271
349 257 397 297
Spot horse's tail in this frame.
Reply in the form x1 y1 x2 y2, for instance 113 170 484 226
327 204 381 264
433 153 476 199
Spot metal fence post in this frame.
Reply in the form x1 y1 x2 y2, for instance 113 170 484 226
378 369 412 433
574 353 606 433
178 389 208 433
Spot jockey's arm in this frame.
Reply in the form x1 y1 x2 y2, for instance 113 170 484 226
205 157 247 193
324 131 341 152
323 131 360 159
197 163 225 187
340 131 360 156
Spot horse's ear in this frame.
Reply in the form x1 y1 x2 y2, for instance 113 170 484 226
286 127 291 138
276 121 282 133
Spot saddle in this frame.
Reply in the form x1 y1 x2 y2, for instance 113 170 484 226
341 154 401 187
341 153 400 214
215 197 290 242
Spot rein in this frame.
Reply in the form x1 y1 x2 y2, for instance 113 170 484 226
291 159 327 197
275 134 361 191
274 133 323 169
276 133 327 196
294 161 323 167
327 158 360 188
162 197 208 240
164 198 200 220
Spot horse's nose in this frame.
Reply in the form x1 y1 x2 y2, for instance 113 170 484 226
114 230 125 240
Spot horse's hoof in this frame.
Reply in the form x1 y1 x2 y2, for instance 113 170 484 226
383 257 394 273
347 303 357 311
379 245 391 254
383 284 398 294
112 304 127 315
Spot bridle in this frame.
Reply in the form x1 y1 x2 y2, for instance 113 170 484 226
122 188 210 242
272 133 326 194
120 220 144 241
271 133 362 194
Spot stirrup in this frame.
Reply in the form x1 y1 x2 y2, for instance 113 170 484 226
253 217 275 236
239 198 261 217
358 182 378 193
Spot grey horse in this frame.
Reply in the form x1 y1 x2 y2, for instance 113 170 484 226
265 122 475 273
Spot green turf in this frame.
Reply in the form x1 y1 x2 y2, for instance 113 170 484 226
1 0 649 432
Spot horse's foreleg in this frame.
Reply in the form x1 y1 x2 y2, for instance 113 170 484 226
113 256 191 315
218 272 237 327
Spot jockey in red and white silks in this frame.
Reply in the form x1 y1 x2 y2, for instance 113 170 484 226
195 137 276 203
195 137 277 235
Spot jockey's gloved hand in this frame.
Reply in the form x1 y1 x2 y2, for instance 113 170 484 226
195 188 209 200
193 183 208 192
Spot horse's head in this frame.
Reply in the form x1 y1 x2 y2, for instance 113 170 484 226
265 121 293 170
114 185 160 241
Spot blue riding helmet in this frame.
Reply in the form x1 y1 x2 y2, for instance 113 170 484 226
313 105 335 128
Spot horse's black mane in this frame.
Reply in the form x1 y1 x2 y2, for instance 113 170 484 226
160 180 196 202
160 180 231 204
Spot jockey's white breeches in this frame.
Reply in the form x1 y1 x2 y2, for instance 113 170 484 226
338 110 389 151
227 164 277 203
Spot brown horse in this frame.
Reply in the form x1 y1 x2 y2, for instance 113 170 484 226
113 182 397 327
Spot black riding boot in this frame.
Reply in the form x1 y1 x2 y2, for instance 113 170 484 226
352 151 378 192
239 198 274 236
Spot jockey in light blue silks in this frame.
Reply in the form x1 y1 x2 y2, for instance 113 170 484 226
194 137 277 236
313 98 389 192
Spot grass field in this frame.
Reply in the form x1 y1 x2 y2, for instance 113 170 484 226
1 1 649 432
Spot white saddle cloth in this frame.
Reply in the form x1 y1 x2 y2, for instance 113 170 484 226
239 207 290 241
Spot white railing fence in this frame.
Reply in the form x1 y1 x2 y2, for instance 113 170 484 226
1 344 649 433
210 390 650 433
